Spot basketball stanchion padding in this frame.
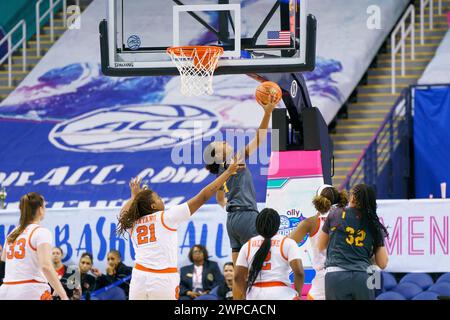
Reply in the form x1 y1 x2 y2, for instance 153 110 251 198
167 46 224 96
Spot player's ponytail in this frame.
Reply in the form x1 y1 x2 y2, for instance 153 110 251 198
117 189 155 236
247 208 280 291
337 190 349 208
7 192 44 244
312 195 332 214
350 184 389 253
313 185 349 214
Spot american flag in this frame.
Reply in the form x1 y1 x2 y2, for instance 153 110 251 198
267 30 291 46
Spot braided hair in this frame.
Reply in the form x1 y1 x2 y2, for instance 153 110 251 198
247 208 280 291
350 184 389 253
117 189 157 236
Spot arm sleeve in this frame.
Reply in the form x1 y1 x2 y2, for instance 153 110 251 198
235 242 249 267
163 203 191 229
285 239 302 263
31 227 53 248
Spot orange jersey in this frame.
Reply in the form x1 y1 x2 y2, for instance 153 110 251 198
128 203 191 270
3 224 52 284
236 234 302 286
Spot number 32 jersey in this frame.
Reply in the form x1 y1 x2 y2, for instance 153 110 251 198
128 203 191 270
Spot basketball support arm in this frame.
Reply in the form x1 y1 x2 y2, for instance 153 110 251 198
249 72 334 185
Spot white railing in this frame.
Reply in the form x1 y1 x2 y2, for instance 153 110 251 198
36 0 80 56
391 5 415 94
420 0 444 44
0 20 27 87
36 0 64 56
420 0 434 45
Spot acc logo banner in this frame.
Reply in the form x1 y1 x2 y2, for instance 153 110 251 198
49 104 221 152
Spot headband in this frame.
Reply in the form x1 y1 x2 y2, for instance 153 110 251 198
316 184 333 197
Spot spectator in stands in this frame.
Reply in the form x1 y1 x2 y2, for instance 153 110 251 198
91 250 132 298
61 252 96 299
318 183 389 300
179 245 224 300
52 247 67 279
0 244 4 286
216 262 234 300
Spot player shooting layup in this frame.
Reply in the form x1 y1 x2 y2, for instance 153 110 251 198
203 95 278 265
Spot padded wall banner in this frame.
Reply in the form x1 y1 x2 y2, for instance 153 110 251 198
0 204 235 271
414 85 450 199
1 200 449 272
377 200 450 273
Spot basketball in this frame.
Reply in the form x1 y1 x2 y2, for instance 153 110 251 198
255 81 282 106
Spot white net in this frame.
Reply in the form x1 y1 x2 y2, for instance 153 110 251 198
167 46 224 96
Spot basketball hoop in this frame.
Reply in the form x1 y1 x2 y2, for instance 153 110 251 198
167 46 224 96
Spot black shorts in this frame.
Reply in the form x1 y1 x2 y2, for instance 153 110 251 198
226 210 259 252
325 271 375 300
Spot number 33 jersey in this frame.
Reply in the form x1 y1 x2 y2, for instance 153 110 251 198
128 203 191 270
3 224 53 283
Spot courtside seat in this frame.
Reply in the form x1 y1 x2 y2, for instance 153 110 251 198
195 286 220 300
400 273 434 290
376 291 406 300
436 273 450 284
391 283 423 300
93 287 127 300
195 294 219 300
382 272 398 291
412 291 439 300
427 282 450 296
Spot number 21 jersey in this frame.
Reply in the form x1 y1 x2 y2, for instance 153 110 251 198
128 203 191 270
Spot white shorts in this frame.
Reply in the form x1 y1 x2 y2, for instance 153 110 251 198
128 268 180 300
308 269 326 300
0 282 51 300
246 285 298 300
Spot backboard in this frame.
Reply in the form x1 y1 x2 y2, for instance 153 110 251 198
99 0 316 76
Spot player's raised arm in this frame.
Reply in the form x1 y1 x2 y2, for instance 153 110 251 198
119 177 143 217
187 156 239 215
244 86 278 159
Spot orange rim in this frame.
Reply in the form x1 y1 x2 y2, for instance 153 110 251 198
167 45 224 57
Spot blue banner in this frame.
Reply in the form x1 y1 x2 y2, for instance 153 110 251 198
414 85 450 198
0 64 272 207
